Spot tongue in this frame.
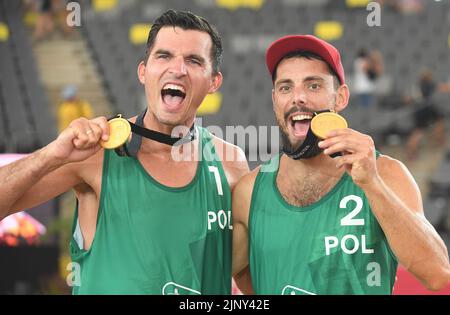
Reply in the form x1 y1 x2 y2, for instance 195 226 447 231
293 121 310 137
163 95 184 109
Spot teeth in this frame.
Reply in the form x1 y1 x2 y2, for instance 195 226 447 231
163 83 185 93
292 114 312 121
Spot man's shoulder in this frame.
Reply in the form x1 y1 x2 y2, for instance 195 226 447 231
376 154 408 176
235 166 261 194
232 167 260 225
209 133 247 166
375 154 420 195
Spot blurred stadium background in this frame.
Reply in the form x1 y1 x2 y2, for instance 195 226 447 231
0 0 449 294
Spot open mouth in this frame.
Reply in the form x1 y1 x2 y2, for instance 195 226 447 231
289 113 313 138
161 83 186 110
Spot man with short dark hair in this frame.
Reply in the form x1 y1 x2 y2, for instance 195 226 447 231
232 35 450 294
0 10 249 294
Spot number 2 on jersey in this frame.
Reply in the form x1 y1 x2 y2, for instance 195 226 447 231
340 195 364 226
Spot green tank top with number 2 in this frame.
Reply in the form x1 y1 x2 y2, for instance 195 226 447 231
249 153 398 295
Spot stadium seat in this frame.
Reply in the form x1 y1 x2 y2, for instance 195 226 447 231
314 21 343 41
198 92 223 116
0 22 8 41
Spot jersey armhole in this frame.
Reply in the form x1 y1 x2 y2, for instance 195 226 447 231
375 149 398 261
70 150 109 255
248 167 264 245
384 234 399 262
248 155 280 234
72 201 84 250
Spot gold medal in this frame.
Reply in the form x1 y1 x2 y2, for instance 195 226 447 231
311 112 348 139
100 116 131 149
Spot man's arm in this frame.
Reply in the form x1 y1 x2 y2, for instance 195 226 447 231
211 137 255 294
320 128 450 291
366 156 450 290
0 117 109 220
232 169 259 295
0 148 78 219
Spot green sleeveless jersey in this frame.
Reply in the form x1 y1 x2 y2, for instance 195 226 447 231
70 127 232 294
249 154 398 295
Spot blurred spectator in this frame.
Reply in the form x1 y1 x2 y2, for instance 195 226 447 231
57 85 94 132
33 0 55 41
405 69 450 160
368 50 384 83
353 49 379 109
376 0 423 14
31 0 74 41
396 0 424 14
51 0 75 38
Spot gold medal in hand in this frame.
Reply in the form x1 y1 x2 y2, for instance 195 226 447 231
100 115 131 149
311 112 348 139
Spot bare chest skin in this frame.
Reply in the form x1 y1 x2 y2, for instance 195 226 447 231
276 162 343 208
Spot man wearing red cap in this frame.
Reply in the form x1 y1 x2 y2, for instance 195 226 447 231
232 35 450 294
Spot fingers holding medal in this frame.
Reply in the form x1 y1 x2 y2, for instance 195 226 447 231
100 116 131 149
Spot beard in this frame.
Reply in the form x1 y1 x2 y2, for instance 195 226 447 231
279 124 303 153
276 104 336 160
276 105 311 153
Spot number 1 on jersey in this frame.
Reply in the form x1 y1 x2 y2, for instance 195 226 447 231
208 166 223 196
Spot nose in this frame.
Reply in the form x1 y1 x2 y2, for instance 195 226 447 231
292 87 307 106
168 56 187 77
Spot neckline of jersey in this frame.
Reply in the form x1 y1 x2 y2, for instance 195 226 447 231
132 126 203 192
273 153 349 212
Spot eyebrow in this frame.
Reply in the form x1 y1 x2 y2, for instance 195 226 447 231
275 78 293 88
303 76 326 83
275 76 326 88
154 49 173 56
153 49 205 64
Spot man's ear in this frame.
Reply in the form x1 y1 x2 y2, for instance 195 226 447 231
137 61 146 85
334 84 350 112
207 72 223 94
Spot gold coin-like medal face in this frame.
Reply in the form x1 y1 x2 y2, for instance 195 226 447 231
311 112 348 139
100 117 131 149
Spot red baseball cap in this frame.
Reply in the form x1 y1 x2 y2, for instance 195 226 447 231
266 34 345 84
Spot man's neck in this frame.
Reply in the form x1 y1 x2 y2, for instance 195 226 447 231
280 153 343 180
139 110 196 155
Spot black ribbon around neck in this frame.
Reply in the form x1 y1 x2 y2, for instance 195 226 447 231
113 109 196 157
